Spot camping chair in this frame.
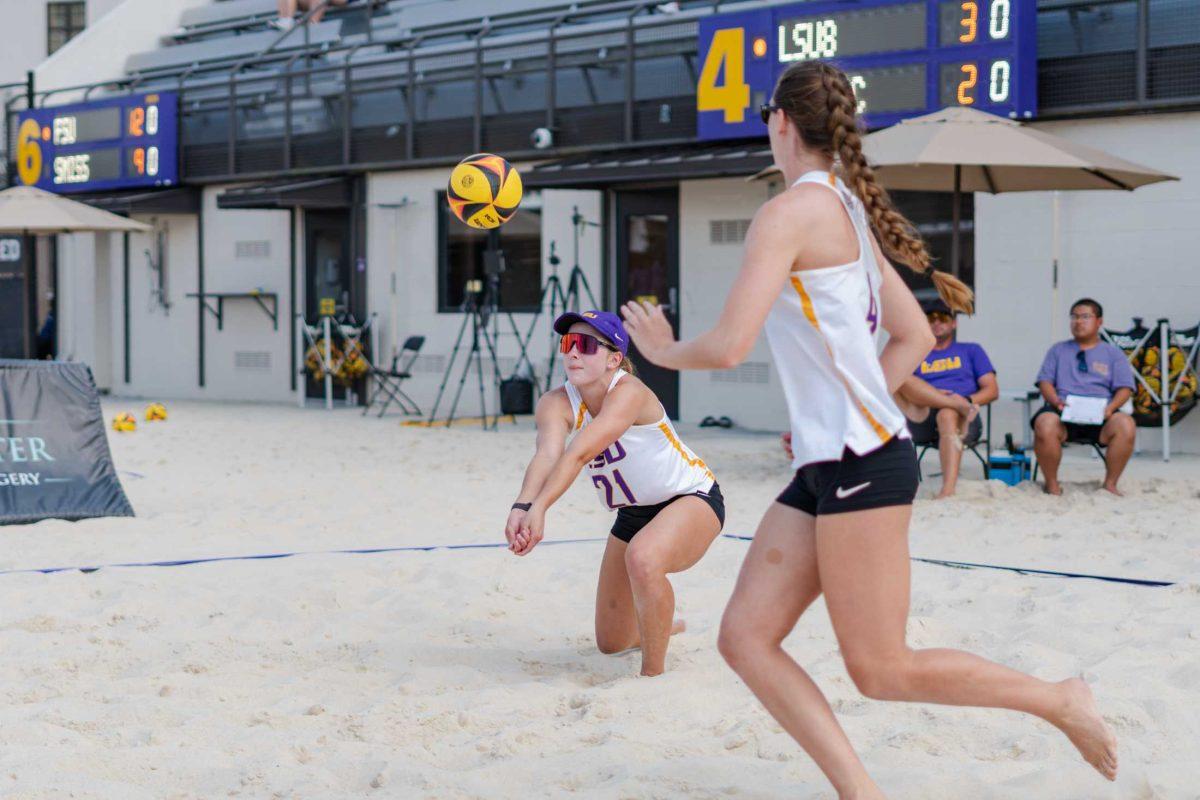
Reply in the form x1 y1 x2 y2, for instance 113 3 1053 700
913 403 992 480
363 336 424 417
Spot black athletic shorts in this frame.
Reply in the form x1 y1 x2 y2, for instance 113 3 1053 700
610 482 725 543
776 437 918 516
907 411 983 446
1030 403 1103 445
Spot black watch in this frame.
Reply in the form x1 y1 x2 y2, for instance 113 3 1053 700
511 502 532 512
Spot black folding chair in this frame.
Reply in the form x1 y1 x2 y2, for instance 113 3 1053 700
913 403 992 480
363 336 424 417
1031 435 1107 480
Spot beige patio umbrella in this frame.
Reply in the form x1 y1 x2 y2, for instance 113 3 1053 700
0 185 152 233
0 185 150 358
751 107 1178 280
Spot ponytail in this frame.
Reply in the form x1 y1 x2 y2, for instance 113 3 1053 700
619 355 637 376
777 61 975 315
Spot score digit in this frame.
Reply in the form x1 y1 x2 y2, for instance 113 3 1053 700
16 119 43 186
146 104 159 136
957 63 978 105
146 146 159 176
133 147 145 176
129 106 145 137
959 2 978 43
989 59 1011 102
697 27 751 123
989 0 1011 39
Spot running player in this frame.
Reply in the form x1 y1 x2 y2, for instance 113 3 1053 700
621 60 1117 795
504 310 724 677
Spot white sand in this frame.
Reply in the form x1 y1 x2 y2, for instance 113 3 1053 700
0 401 1196 799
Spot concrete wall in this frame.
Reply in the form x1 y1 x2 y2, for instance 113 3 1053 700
0 0 127 86
365 168 602 417
678 177 789 431
964 110 1200 454
33 0 206 97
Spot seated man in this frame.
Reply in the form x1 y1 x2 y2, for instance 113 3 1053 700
894 301 998 498
1032 298 1136 496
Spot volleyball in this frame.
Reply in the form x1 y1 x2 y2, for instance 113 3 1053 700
145 402 168 422
446 153 523 229
112 412 137 432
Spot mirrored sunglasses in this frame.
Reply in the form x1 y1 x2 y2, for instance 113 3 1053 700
559 332 618 356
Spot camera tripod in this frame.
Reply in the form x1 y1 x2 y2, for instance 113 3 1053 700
517 205 601 391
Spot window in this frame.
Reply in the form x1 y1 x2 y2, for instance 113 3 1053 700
437 191 543 313
47 1 86 55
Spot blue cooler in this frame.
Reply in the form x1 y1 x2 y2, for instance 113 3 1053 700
988 451 1032 486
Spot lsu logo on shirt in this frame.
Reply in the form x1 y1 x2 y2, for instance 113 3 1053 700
920 356 962 375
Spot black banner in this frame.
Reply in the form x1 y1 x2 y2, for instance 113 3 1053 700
0 360 134 525
0 236 24 359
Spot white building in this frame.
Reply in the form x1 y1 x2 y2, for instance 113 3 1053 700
12 0 1200 456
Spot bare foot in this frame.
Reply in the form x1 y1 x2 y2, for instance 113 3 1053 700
1043 480 1063 496
1101 482 1124 497
670 618 686 636
1050 678 1119 781
934 488 956 500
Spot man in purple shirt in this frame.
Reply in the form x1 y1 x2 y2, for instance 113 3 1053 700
895 300 999 498
1032 298 1136 496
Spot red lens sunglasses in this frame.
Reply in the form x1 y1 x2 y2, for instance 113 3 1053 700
559 332 618 356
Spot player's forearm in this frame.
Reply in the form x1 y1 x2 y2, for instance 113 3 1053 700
879 334 933 395
514 454 558 504
529 450 590 512
657 328 752 371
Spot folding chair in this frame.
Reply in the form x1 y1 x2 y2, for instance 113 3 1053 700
913 403 992 480
363 336 424 417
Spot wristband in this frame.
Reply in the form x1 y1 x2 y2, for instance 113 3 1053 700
511 502 532 512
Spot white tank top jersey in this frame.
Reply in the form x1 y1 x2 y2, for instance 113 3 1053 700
763 170 910 469
564 370 716 510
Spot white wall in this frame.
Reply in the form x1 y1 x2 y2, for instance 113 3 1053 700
366 168 602 417
678 177 789 431
964 110 1200 453
0 0 127 86
33 0 207 98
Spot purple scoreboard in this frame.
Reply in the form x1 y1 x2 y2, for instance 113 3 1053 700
697 0 1037 139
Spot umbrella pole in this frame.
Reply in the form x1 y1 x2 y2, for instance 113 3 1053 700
950 165 962 280
1051 192 1061 343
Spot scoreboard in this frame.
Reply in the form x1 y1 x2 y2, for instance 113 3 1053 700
15 92 178 193
697 0 1036 140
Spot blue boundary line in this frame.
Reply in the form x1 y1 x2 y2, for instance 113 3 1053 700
0 534 1176 587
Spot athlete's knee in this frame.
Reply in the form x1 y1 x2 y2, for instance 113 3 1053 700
844 649 914 701
624 542 666 584
935 407 959 430
717 609 768 670
595 634 629 655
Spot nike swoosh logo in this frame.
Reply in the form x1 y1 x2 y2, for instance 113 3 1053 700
835 481 871 500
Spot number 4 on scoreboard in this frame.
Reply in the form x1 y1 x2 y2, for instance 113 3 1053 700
698 28 751 124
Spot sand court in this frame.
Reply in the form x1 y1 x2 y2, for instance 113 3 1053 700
0 401 1194 798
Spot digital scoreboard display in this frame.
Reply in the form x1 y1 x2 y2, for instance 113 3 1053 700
697 0 1035 139
15 92 178 193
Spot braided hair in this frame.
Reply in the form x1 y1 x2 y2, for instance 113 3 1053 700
773 61 974 314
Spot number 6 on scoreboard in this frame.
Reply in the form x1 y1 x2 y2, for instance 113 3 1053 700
698 28 751 124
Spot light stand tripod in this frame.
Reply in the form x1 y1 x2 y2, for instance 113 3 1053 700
426 230 529 429
516 205 601 391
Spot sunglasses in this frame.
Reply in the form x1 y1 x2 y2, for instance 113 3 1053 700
560 332 618 356
1076 350 1088 373
927 312 953 323
759 103 781 125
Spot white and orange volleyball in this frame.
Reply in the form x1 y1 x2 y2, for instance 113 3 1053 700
446 153 523 229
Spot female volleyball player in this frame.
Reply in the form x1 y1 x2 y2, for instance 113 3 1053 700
621 61 1117 794
504 310 724 677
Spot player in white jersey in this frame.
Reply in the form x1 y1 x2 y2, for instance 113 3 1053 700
622 60 1117 794
504 310 724 677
